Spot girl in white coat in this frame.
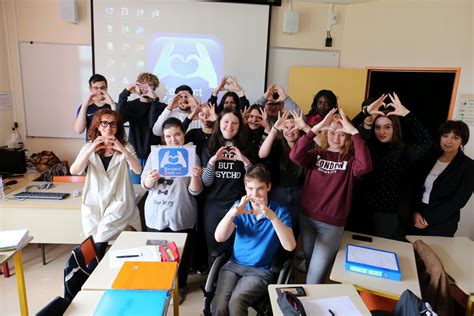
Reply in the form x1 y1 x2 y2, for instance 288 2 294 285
70 109 142 257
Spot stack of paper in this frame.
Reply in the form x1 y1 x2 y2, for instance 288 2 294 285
109 246 161 269
0 229 29 251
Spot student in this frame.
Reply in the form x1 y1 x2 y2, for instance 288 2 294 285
212 164 296 316
411 120 474 236
354 93 432 239
74 74 115 140
259 110 306 235
209 75 250 112
290 108 372 284
255 84 302 124
70 109 141 257
241 104 270 163
305 89 338 127
201 108 251 263
152 85 202 137
117 72 166 183
142 117 202 303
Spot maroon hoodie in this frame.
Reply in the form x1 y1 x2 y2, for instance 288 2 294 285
290 131 372 226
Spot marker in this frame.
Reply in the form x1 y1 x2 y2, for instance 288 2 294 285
116 254 140 258
328 309 335 316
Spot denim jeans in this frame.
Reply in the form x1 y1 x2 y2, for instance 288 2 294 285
269 185 302 237
299 213 343 284
212 261 273 316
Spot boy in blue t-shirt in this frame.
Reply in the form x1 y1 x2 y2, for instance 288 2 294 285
212 164 296 316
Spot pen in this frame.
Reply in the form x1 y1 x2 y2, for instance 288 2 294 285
116 254 140 258
328 309 335 316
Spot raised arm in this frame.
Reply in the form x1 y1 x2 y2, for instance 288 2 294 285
215 196 249 242
70 142 99 175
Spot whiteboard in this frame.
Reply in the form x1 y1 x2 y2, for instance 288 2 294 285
19 42 93 138
267 47 340 90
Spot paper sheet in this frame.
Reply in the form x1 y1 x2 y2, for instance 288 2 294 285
301 296 362 316
109 246 160 268
347 244 398 271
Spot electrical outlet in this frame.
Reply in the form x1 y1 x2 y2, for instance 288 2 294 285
14 122 19 128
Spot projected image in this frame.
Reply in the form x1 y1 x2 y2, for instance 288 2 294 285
148 33 224 103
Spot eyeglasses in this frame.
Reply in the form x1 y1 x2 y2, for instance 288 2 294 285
100 121 117 128
158 178 174 185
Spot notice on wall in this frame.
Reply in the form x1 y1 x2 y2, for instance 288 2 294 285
0 92 13 111
455 94 474 125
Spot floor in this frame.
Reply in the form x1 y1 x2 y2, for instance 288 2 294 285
0 243 216 316
1 243 302 316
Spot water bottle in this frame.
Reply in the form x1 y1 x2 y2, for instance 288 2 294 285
0 175 5 201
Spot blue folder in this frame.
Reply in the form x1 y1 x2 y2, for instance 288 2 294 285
94 289 170 316
345 243 402 281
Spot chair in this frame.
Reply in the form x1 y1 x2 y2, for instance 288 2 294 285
37 175 86 265
64 236 100 301
52 175 86 183
202 244 294 316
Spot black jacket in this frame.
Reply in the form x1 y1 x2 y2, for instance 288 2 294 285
117 89 166 159
412 149 474 227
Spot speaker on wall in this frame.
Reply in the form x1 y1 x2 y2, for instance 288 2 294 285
283 10 299 34
60 0 78 24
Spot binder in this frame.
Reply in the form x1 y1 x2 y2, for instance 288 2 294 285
94 289 170 316
345 243 402 281
112 261 178 290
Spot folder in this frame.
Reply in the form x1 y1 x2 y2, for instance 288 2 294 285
112 261 178 290
94 289 170 316
345 243 402 281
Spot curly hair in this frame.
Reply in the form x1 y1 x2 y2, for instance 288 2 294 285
137 72 160 89
88 109 127 147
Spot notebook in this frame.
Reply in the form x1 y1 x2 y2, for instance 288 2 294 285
0 229 29 251
94 289 170 316
112 261 178 290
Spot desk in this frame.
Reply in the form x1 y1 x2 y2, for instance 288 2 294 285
0 177 145 244
63 290 104 316
268 284 371 316
406 235 474 316
82 231 187 316
330 231 421 300
0 236 33 316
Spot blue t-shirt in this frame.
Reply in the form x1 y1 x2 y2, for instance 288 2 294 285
231 200 292 269
76 103 112 140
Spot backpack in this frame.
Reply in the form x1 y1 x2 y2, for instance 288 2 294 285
63 239 100 301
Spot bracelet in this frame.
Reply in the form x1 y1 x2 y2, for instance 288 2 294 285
272 126 280 133
362 106 369 116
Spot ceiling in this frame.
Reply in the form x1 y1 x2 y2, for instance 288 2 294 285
295 0 378 4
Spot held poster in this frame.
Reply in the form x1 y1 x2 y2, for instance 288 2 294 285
151 145 196 177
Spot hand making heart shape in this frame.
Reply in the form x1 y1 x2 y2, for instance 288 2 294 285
365 93 410 117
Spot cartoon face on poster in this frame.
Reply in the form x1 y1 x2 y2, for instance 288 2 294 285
151 146 196 177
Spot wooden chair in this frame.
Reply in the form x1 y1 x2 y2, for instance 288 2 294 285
52 176 86 183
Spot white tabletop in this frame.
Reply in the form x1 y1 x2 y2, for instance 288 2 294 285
406 235 474 296
64 290 104 316
268 284 371 316
82 231 187 291
330 231 421 300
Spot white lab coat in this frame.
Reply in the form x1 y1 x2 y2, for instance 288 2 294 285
77 143 141 242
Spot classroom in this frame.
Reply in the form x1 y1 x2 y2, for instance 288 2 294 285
0 0 473 315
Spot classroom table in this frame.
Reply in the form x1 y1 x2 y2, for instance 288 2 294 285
406 235 474 316
268 284 371 316
330 231 421 300
81 231 187 316
0 175 145 244
0 236 33 316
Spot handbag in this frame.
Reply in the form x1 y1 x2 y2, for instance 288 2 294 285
277 292 307 316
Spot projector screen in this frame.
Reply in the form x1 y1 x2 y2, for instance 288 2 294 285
92 0 270 104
